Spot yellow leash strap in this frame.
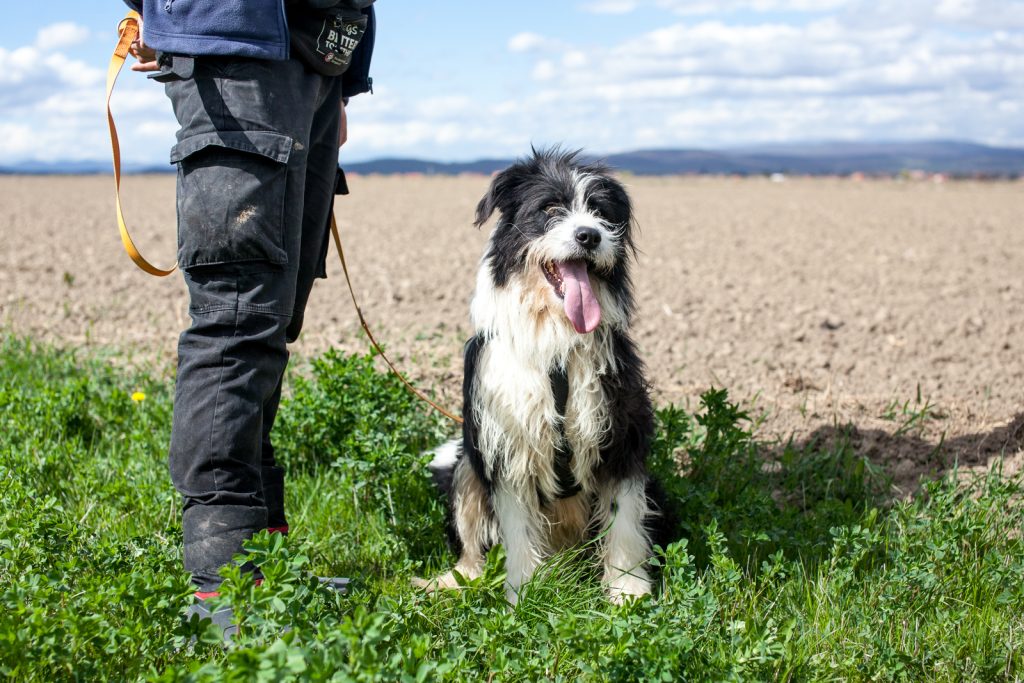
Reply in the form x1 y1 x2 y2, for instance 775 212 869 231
329 214 464 425
106 10 176 277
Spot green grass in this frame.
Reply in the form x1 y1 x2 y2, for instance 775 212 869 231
1 336 1022 681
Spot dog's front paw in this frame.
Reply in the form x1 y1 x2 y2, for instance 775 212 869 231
605 573 651 605
411 571 461 594
412 564 484 594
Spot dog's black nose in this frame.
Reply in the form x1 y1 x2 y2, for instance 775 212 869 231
575 227 602 250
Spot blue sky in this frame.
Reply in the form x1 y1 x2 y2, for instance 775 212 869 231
2 0 1022 165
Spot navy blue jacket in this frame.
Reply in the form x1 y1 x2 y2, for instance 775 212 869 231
122 1 375 98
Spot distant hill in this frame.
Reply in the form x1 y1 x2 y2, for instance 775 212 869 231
345 140 1024 176
2 140 1022 177
0 160 169 175
340 157 513 175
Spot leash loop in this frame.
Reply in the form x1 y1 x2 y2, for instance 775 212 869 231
329 215 464 424
107 10 177 276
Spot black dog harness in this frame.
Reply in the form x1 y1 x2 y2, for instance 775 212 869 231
549 364 583 499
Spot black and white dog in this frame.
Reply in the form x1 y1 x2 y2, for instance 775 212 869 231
423 149 662 604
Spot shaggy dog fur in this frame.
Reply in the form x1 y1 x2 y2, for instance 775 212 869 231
420 149 665 604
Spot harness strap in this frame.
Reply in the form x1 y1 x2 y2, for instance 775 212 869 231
549 364 583 499
107 10 177 276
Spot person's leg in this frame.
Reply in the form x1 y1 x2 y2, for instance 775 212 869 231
171 267 290 591
257 76 347 535
288 75 347 341
163 55 324 592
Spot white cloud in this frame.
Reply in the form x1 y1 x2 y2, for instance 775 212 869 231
507 32 567 53
0 27 176 165
563 50 589 69
35 22 91 49
0 123 37 158
135 120 180 139
413 95 477 119
840 0 1024 30
341 1 1024 163
37 90 103 116
352 119 527 153
581 0 641 14
583 0 1024 26
532 60 558 81
0 42 104 98
529 15 1024 104
657 0 848 14
583 0 851 14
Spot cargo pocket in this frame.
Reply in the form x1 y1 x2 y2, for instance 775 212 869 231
171 131 294 269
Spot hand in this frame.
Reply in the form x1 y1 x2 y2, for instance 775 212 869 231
338 101 348 147
128 23 159 73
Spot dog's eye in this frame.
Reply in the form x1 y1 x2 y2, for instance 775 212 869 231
543 205 560 217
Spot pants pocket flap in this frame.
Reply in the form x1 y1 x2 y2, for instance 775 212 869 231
171 130 294 165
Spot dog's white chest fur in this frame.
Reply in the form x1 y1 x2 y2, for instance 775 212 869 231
470 263 620 499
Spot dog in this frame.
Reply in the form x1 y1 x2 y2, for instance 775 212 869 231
421 148 664 604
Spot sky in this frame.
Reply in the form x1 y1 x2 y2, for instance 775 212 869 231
1 0 1023 166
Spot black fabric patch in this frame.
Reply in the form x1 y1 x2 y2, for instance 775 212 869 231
289 7 367 77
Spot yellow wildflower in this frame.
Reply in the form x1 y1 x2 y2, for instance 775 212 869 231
131 391 146 403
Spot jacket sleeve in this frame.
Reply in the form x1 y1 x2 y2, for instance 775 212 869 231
342 5 375 100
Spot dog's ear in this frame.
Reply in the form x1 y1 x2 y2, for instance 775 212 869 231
474 164 525 228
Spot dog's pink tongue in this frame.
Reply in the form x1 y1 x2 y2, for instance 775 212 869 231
559 260 601 334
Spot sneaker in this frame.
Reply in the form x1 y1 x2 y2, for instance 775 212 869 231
184 576 351 643
185 600 238 642
318 576 351 594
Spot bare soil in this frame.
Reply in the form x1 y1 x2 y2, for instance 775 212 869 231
3 174 1022 493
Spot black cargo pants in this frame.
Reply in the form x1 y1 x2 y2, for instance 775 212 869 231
160 54 343 591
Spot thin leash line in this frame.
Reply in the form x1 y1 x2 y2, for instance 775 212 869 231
329 214 464 425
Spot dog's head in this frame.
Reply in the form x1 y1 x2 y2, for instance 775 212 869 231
474 148 636 334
